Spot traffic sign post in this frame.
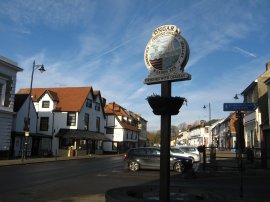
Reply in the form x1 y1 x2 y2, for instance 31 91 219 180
223 102 257 198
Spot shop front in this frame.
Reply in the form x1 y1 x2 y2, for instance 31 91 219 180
56 129 110 156
10 132 52 158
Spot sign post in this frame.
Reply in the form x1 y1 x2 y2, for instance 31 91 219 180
223 102 257 198
144 25 191 201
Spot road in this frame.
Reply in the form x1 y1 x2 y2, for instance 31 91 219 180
1 154 270 202
0 155 160 202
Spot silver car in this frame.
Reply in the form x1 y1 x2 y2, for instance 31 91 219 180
170 147 200 163
176 145 200 155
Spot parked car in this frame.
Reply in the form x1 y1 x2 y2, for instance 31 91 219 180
175 145 200 155
123 147 193 173
170 147 200 163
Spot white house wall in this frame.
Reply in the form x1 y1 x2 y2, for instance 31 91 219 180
51 111 78 153
244 111 260 147
35 94 61 154
34 91 107 154
13 96 37 133
106 115 115 127
77 93 105 133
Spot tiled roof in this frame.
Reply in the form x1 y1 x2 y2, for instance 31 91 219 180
105 102 139 132
105 102 131 118
17 87 93 112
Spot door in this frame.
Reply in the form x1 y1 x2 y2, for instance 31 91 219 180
32 137 40 156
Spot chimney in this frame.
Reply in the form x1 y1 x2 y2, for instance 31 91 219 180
266 61 270 71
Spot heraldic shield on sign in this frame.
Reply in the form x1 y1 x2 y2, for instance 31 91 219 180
144 25 191 84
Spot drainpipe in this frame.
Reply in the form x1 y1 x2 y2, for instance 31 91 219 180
52 111 55 157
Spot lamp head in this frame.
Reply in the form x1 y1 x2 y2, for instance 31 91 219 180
38 65 46 73
234 94 239 100
203 105 206 109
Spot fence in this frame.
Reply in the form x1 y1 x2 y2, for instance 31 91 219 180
199 146 266 171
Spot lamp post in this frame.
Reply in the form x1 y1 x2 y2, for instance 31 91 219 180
22 60 45 162
203 102 215 161
233 93 245 198
203 103 212 145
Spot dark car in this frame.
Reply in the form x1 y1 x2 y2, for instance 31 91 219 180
123 147 193 173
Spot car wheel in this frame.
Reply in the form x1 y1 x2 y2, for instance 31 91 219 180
174 161 184 173
189 157 195 163
129 161 139 172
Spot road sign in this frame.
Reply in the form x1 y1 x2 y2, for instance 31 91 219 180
223 103 257 111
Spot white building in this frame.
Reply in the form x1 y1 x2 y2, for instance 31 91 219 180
104 102 146 152
12 94 52 157
0 56 23 159
17 87 107 156
188 121 207 147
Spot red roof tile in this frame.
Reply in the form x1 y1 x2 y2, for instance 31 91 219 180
17 87 93 112
105 102 139 132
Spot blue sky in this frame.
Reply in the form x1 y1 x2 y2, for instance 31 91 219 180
1 0 270 131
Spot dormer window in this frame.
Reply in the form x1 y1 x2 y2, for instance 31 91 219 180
86 99 92 108
42 101 50 108
95 102 100 111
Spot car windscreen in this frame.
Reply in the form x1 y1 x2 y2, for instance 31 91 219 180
181 147 196 152
171 148 184 154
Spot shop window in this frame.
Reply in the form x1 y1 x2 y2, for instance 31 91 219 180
106 127 114 134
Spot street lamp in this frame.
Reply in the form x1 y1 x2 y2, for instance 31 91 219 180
203 102 215 161
234 93 242 100
203 103 212 144
203 103 211 122
22 60 45 161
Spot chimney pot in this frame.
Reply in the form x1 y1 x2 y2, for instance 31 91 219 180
266 61 270 71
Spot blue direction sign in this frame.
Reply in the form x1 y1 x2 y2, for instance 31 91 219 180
223 103 257 111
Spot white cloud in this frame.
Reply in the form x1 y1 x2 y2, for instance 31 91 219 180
233 47 256 58
0 0 96 27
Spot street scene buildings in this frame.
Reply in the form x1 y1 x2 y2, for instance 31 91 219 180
175 61 270 167
1 55 270 168
0 56 147 159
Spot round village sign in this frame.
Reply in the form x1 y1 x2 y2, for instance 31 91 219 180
144 25 191 84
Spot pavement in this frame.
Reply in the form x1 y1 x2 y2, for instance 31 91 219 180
0 154 96 167
1 152 270 202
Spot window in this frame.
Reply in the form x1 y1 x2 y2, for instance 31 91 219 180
84 113 89 130
59 138 73 149
95 102 100 111
0 81 6 106
67 112 76 126
40 117 49 131
96 117 100 132
106 127 114 134
0 83 3 105
42 101 50 108
86 99 92 108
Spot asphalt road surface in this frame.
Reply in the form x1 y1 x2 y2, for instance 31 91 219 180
0 155 161 202
1 155 270 202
